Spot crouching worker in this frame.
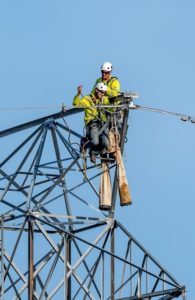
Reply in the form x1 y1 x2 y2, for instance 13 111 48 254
73 83 110 163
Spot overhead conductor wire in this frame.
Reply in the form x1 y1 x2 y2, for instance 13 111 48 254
0 101 195 123
136 104 195 123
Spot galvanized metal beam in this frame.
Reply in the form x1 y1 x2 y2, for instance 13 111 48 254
0 108 82 138
28 219 34 300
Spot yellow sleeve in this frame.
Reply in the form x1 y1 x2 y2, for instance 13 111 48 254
102 96 110 106
73 95 82 106
107 78 120 97
73 95 91 107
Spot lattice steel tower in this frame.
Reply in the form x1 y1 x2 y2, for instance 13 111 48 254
0 102 185 299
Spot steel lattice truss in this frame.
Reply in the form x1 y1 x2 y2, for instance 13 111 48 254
0 107 185 299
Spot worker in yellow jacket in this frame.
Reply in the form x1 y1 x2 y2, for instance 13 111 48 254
73 83 110 163
91 62 120 99
92 62 124 135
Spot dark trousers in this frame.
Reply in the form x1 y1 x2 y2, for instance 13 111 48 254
86 121 109 153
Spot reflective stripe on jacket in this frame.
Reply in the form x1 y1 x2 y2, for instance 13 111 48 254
73 94 110 125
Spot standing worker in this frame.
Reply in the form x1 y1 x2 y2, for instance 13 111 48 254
92 62 124 143
92 62 123 130
73 83 111 163
91 62 120 99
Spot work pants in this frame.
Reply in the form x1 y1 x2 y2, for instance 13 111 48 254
86 121 110 151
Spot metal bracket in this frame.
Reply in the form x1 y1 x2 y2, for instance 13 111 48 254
43 118 55 129
121 91 139 109
122 91 139 99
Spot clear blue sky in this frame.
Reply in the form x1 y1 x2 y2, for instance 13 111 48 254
0 0 195 298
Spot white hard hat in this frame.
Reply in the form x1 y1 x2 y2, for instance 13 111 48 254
96 82 107 92
101 62 112 72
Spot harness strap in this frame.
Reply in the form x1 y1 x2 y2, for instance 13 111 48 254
107 76 118 84
98 121 109 135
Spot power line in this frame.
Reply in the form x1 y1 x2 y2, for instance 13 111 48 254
0 102 194 124
136 104 195 123
0 106 59 111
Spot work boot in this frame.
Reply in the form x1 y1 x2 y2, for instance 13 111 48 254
101 148 107 155
90 151 96 164
108 153 115 163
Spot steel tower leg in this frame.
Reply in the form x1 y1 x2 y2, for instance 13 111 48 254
0 216 4 300
111 224 115 300
28 218 34 300
66 237 71 300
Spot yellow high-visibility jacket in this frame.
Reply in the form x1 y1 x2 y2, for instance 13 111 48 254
92 76 120 98
73 94 110 125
